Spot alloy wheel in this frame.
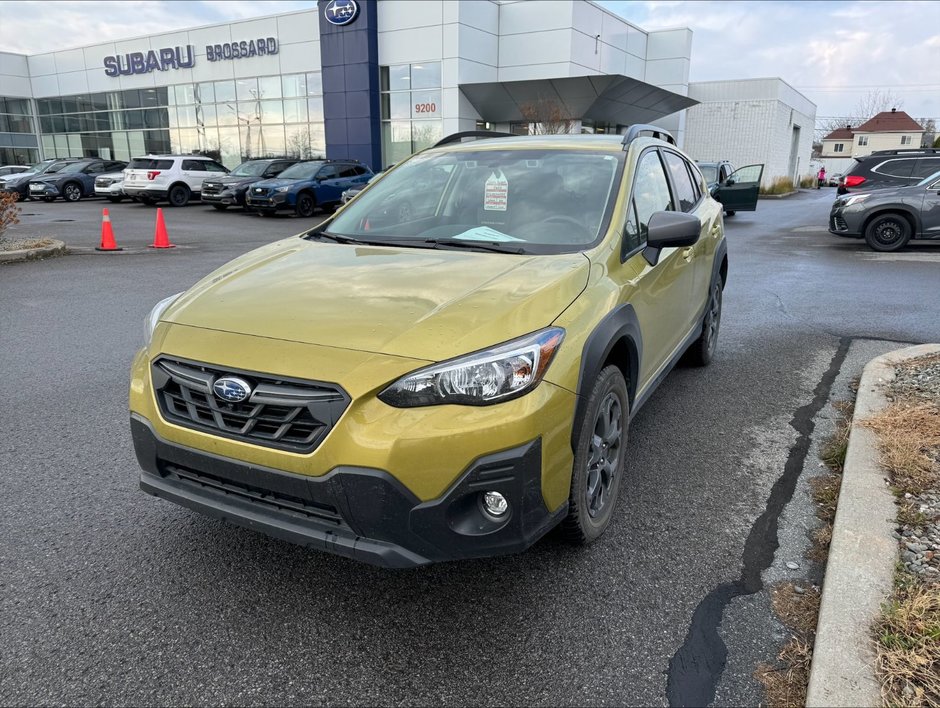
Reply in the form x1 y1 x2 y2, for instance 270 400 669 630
586 392 622 517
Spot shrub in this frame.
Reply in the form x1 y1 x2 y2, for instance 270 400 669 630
799 175 817 189
0 191 21 238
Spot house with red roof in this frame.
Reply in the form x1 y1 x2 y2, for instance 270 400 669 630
821 109 925 159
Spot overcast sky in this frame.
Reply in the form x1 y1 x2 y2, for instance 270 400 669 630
1 0 937 124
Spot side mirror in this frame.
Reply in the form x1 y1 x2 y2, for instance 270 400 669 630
643 211 701 266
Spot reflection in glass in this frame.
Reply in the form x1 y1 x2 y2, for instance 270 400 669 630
306 72 323 96
214 80 236 103
258 76 282 100
282 74 306 98
236 78 258 102
196 82 215 104
283 98 307 124
259 100 284 125
174 84 195 105
410 62 441 90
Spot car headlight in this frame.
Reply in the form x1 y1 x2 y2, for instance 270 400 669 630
275 186 291 193
144 292 183 346
378 328 565 407
842 193 870 207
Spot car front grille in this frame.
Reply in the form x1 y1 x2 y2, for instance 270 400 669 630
202 182 224 195
160 461 347 527
250 187 272 198
152 357 350 453
95 178 114 188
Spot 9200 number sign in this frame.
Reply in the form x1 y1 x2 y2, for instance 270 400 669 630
414 102 437 114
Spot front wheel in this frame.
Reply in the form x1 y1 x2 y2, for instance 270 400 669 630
864 213 911 252
167 185 190 207
295 193 316 218
561 366 629 544
63 183 82 202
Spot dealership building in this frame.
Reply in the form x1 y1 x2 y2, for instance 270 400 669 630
0 0 814 184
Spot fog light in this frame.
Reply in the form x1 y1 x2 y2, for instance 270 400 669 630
482 491 509 517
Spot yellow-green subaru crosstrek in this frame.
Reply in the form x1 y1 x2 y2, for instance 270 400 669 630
130 126 727 568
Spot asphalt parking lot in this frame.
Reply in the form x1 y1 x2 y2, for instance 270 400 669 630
2 191 939 706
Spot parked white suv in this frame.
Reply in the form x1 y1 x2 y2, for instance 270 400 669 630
94 171 126 202
123 155 229 207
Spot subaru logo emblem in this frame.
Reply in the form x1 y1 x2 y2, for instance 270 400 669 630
324 0 359 26
213 376 252 403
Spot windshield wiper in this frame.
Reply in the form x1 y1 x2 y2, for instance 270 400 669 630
305 231 364 245
421 238 525 254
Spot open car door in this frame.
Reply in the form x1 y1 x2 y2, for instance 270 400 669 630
713 164 764 212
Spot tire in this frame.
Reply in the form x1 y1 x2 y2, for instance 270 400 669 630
107 196 123 203
167 184 190 207
724 210 735 217
295 192 316 218
864 213 911 252
684 279 723 367
63 182 82 202
139 196 155 206
260 211 277 218
43 196 55 202
212 204 228 211
561 366 629 544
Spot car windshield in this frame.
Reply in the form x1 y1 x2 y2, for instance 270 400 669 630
324 148 623 254
698 165 718 183
916 169 940 186
230 161 271 177
277 162 323 180
59 162 90 174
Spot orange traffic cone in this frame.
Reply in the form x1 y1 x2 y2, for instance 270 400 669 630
95 208 122 251
149 208 175 249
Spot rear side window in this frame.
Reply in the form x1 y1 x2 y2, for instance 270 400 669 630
911 158 940 179
338 165 360 178
873 159 915 177
662 151 697 212
203 161 228 173
182 160 207 171
624 150 674 255
128 158 173 170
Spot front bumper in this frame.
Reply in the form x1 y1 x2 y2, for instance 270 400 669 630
202 189 245 206
95 184 124 198
132 414 564 568
828 206 863 237
28 183 58 197
246 193 289 210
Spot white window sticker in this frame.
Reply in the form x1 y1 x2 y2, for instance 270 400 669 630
483 170 509 211
453 226 524 242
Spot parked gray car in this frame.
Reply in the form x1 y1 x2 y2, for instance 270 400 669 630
828 169 940 251
28 159 127 202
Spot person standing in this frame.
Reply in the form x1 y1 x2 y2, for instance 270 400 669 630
817 166 826 189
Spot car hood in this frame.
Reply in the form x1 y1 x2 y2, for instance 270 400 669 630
30 174 66 183
162 238 590 361
250 177 300 190
4 172 39 186
207 175 259 188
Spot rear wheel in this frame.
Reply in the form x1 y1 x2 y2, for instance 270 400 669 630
63 183 82 202
684 279 723 367
864 213 911 252
561 366 629 544
295 193 316 218
139 196 155 206
167 184 190 207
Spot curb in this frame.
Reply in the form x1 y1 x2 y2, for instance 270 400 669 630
0 239 67 264
758 191 799 199
806 343 940 707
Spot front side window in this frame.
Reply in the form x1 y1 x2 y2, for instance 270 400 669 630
624 150 674 255
324 149 623 254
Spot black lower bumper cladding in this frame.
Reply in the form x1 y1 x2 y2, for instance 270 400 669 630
131 415 565 568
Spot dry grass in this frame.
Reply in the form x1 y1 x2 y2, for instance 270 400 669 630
756 582 821 707
0 236 56 252
759 176 796 195
861 403 940 495
876 575 940 707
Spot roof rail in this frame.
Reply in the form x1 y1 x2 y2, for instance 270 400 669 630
621 124 676 148
433 130 516 148
868 148 938 156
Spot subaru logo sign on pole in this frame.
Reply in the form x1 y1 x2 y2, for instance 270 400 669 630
324 0 360 26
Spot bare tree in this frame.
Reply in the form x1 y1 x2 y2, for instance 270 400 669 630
286 129 313 159
518 96 574 135
815 89 908 141
918 118 936 148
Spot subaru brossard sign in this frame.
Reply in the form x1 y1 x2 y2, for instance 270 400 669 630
103 37 279 77
323 0 360 26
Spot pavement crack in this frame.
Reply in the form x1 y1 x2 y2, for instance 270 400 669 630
664 336 851 707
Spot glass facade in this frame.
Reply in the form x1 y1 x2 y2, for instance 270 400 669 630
0 97 40 165
35 73 326 169
380 62 442 167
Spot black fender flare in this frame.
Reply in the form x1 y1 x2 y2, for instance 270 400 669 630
711 237 729 291
570 304 643 450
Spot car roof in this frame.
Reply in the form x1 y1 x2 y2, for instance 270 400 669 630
132 154 216 160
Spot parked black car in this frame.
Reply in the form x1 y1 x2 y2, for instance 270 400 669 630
201 158 299 210
697 162 764 216
829 168 940 251
837 148 940 195
0 158 80 200
28 159 127 202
